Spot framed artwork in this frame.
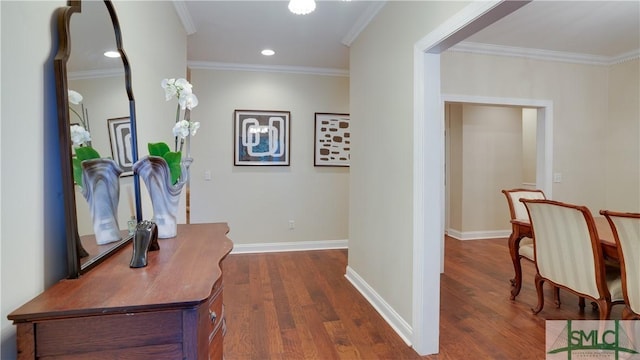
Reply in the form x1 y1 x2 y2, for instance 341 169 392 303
234 110 290 166
107 117 133 176
314 113 350 167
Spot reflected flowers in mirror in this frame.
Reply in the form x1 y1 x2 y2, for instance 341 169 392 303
70 124 100 187
69 90 101 187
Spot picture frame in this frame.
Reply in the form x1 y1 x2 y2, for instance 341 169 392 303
314 113 350 167
234 110 290 166
107 117 133 176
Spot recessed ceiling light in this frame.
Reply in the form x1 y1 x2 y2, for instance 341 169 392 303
103 51 120 58
288 0 316 15
261 49 275 56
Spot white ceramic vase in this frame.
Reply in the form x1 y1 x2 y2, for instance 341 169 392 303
81 158 123 245
133 155 191 238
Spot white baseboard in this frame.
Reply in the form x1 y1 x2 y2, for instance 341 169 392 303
344 266 413 346
230 239 348 254
446 228 511 240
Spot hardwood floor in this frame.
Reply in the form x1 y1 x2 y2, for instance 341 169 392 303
223 236 623 359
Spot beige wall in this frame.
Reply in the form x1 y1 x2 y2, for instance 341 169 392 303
462 104 523 232
188 68 350 245
0 1 186 356
1 2 67 356
349 0 470 326
605 59 640 212
442 51 611 212
446 103 463 231
522 108 537 184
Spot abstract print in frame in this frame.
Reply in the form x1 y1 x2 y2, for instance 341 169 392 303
234 110 290 166
314 113 350 167
107 117 133 176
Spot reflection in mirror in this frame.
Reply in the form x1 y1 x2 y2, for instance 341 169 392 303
56 0 140 278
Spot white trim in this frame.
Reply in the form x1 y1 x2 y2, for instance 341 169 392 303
341 1 386 46
344 266 413 345
412 1 532 355
172 0 197 35
449 42 640 66
187 61 349 77
230 239 348 254
446 229 511 241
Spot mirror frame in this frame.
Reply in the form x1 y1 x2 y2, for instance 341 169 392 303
55 0 141 278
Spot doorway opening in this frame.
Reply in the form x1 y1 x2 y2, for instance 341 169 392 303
443 97 552 241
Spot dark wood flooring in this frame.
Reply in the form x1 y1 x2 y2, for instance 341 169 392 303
222 236 623 359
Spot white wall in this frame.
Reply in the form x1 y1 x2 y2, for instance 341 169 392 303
188 68 350 246
349 0 470 330
0 1 185 357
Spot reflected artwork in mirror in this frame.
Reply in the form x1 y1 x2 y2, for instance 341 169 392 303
55 0 141 278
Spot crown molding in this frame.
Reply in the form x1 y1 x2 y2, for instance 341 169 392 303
341 1 386 46
609 49 640 65
188 61 349 77
449 41 639 66
68 68 124 80
172 0 196 35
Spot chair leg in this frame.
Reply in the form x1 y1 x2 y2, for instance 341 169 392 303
509 233 524 300
622 306 640 320
553 287 561 308
531 273 545 314
595 299 611 320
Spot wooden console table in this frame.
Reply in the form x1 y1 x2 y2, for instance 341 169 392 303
8 223 233 360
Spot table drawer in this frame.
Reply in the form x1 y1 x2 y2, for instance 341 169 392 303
208 283 224 336
35 310 182 357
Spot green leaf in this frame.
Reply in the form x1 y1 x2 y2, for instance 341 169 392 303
148 142 171 157
72 146 100 188
75 146 100 161
163 151 182 185
72 158 83 187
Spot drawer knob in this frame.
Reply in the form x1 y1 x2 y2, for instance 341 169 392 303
210 310 217 323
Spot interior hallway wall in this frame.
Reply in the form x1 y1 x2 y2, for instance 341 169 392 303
188 68 350 247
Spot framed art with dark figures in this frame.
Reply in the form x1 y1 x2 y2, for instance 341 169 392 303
314 112 350 167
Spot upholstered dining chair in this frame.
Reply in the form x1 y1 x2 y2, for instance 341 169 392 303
600 210 640 319
521 199 624 319
502 188 546 300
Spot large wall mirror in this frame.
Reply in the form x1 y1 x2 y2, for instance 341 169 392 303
55 0 141 278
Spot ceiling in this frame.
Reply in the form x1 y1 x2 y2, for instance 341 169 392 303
179 0 640 70
69 1 639 74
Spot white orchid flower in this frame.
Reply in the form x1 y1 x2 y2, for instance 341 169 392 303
70 124 91 147
161 78 178 101
68 90 83 105
172 120 191 139
162 77 200 153
189 121 200 136
178 93 199 110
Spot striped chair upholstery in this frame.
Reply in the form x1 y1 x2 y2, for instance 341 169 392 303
601 210 640 319
522 199 623 319
502 189 546 300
